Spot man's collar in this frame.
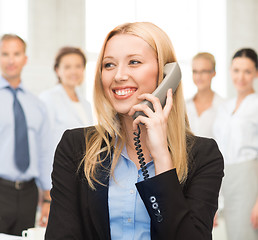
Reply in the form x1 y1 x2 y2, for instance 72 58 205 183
0 75 25 92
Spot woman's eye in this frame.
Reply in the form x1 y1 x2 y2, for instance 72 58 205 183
103 62 114 68
129 60 141 65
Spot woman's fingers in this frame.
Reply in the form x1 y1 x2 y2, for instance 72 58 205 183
163 88 173 119
129 89 173 131
129 89 173 118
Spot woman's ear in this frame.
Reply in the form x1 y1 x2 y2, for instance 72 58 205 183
55 67 62 83
55 67 59 75
55 67 62 79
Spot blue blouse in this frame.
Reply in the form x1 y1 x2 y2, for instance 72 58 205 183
108 146 155 240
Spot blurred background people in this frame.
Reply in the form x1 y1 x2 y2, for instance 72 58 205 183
0 34 52 236
186 52 224 138
213 48 258 240
40 46 93 152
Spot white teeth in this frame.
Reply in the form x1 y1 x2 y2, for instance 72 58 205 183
115 89 135 96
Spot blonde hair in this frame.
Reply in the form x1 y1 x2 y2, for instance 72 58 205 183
192 52 216 71
81 22 193 189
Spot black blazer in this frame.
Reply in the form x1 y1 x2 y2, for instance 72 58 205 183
45 127 224 240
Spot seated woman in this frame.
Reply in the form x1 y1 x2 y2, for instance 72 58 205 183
45 22 224 240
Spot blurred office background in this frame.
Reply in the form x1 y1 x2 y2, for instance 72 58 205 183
0 0 257 239
0 0 257 103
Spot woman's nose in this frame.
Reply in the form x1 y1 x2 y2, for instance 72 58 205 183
114 65 129 82
237 72 245 81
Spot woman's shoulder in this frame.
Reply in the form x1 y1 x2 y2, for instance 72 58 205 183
39 84 63 101
56 126 96 165
185 96 195 114
213 93 225 106
76 89 92 106
188 135 218 153
187 135 223 172
61 126 96 145
247 93 258 103
191 135 218 150
215 97 235 114
185 95 194 106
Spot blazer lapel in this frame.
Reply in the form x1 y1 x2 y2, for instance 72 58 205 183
88 150 112 239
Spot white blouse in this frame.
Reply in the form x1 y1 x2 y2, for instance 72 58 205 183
213 93 258 165
186 93 224 138
71 101 90 125
39 84 93 151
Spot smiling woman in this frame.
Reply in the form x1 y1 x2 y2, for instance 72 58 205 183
39 46 93 160
45 21 224 240
101 34 158 115
213 48 258 240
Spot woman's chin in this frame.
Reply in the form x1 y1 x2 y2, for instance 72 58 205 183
117 111 133 120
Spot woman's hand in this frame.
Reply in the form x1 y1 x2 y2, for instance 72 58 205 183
213 212 218 227
251 198 258 229
128 88 174 174
39 202 50 227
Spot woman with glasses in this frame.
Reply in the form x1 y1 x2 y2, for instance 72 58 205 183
186 52 224 138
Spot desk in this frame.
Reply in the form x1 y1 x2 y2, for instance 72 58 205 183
0 234 22 240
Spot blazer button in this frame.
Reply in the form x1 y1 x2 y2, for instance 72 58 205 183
152 202 159 210
149 196 156 203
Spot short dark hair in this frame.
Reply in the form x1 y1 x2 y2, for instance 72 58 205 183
54 46 87 71
0 34 27 52
232 48 258 69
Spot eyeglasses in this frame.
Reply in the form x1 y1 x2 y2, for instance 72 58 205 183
192 70 214 75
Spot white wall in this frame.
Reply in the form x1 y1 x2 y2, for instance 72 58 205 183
226 0 258 98
22 0 86 94
1 0 257 99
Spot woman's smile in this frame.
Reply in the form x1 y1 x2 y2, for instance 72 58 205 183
112 87 137 99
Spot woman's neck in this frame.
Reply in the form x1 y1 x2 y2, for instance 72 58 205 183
194 88 214 101
62 84 79 102
193 88 214 116
122 115 142 146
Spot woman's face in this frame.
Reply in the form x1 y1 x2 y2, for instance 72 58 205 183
192 57 215 92
231 57 257 95
101 34 158 115
56 53 85 88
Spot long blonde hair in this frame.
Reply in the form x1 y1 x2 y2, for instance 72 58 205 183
81 22 193 189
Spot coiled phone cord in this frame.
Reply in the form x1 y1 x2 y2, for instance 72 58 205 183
133 125 149 180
